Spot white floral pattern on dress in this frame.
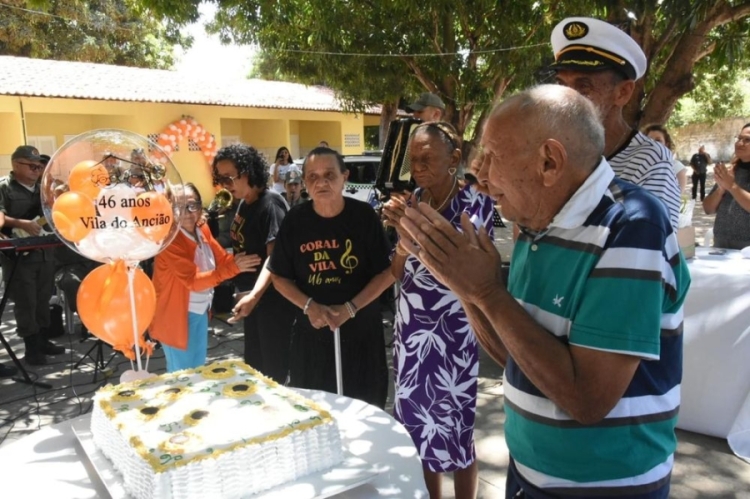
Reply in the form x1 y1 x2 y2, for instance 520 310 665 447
393 185 495 472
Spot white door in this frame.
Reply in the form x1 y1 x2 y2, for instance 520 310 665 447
27 136 57 155
222 135 241 147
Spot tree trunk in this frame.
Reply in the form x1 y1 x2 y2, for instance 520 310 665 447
639 24 711 126
378 100 399 149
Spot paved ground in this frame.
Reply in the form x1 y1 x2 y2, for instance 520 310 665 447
1 173 749 498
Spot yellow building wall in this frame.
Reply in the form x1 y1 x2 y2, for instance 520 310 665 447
0 96 30 172
0 96 365 200
220 118 242 138
300 121 341 150
364 115 380 127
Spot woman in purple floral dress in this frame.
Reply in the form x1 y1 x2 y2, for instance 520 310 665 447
383 122 495 499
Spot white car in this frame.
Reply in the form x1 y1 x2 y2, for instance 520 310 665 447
293 153 381 206
342 154 380 206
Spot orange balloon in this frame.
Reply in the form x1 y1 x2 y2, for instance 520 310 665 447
77 262 156 353
132 192 173 243
51 191 96 242
69 160 109 200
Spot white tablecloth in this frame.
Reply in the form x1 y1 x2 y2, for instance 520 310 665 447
0 389 427 498
678 247 750 462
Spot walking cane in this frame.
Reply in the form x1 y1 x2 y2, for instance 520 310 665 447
334 327 343 395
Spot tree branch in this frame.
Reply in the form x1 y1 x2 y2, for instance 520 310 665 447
401 56 439 94
696 40 717 62
651 17 679 61
716 1 750 26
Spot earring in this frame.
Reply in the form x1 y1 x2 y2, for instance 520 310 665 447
448 167 457 176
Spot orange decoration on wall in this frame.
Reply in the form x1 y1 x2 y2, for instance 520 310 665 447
156 116 218 166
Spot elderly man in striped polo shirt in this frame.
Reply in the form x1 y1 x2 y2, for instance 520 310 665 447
397 84 690 498
550 17 681 231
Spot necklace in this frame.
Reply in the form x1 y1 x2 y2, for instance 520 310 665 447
428 175 458 213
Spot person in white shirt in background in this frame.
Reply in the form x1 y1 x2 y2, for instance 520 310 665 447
644 124 688 193
270 146 295 194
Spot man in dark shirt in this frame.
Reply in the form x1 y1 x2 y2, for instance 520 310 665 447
690 145 712 200
0 146 65 366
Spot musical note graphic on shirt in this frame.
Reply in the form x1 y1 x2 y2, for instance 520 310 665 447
340 239 359 274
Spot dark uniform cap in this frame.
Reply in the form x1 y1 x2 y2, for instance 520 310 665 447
11 145 42 162
406 92 446 112
285 170 302 184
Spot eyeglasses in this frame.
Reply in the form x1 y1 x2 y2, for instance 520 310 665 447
15 161 44 171
736 136 750 145
215 175 238 188
186 201 202 213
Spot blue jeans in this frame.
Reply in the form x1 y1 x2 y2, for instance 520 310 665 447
162 311 208 372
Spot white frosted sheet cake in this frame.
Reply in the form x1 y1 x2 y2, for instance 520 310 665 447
90 360 343 499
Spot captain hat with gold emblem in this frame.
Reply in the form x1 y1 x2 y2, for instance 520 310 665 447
549 17 647 81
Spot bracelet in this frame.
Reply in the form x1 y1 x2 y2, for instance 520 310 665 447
303 297 313 315
395 244 409 257
344 301 357 318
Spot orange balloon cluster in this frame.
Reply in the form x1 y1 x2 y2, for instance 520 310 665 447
77 261 156 360
51 159 111 243
51 191 96 243
157 117 217 164
69 160 110 200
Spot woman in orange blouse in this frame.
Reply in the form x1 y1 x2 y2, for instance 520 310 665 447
151 183 259 372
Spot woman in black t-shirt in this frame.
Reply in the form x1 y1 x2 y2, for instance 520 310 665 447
214 145 295 383
267 147 394 408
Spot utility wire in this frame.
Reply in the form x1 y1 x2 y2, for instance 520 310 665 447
275 43 550 57
0 1 136 33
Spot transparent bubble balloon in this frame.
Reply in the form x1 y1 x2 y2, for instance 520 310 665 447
41 129 186 264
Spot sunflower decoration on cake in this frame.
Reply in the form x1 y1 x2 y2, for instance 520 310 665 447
136 404 164 422
198 365 236 380
222 381 258 399
158 386 190 401
159 430 203 455
183 408 211 427
110 388 142 403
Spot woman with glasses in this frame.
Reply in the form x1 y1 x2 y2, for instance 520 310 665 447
151 183 260 372
270 146 297 194
213 144 296 383
381 122 495 499
255 146 393 408
703 123 750 249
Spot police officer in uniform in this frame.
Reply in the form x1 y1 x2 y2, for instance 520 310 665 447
0 146 65 365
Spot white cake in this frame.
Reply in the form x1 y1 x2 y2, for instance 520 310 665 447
91 360 343 499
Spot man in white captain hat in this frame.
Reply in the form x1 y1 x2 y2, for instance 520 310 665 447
551 17 681 231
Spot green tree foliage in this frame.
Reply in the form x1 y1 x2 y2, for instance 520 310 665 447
144 0 750 137
143 0 564 146
669 69 750 127
0 0 190 69
581 0 750 125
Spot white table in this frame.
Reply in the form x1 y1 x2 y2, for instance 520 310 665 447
0 389 428 498
678 247 750 462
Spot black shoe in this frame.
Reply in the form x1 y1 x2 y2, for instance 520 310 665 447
0 363 18 377
23 335 48 365
24 351 47 366
40 338 65 355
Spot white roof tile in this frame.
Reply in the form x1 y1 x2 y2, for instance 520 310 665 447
0 56 382 114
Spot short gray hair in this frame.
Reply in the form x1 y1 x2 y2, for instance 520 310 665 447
492 85 605 170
